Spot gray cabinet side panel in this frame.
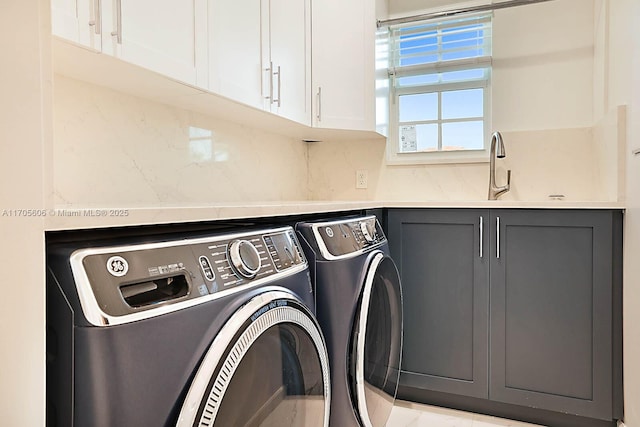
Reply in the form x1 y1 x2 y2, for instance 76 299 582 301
612 211 623 419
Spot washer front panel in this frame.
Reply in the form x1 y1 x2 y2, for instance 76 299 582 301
177 290 330 427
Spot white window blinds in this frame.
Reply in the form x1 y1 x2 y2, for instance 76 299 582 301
380 13 493 161
389 14 492 81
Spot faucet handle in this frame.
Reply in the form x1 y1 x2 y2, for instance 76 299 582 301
506 170 511 188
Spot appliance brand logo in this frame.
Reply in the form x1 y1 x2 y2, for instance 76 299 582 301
107 255 129 277
325 227 334 238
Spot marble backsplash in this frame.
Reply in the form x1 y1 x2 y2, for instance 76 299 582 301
308 127 609 202
52 75 309 207
53 76 621 207
592 105 627 202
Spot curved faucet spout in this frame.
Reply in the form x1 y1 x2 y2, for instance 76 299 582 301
494 132 505 158
488 131 511 200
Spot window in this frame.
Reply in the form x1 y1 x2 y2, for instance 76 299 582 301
379 14 492 164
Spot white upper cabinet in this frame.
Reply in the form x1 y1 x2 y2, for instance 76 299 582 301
51 0 380 137
208 0 263 109
208 0 311 125
311 0 375 131
105 0 207 86
52 0 207 87
51 0 101 49
263 0 312 125
51 0 81 42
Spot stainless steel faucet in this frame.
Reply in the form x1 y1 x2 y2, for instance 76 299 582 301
488 131 511 200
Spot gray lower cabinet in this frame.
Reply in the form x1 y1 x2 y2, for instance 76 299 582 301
387 208 622 424
386 209 490 399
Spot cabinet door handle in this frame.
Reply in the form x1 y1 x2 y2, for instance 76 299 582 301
110 0 122 44
479 216 483 258
496 216 501 259
265 62 274 103
89 0 101 34
317 86 322 121
273 65 281 107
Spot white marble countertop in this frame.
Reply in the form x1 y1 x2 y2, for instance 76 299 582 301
42 200 625 231
43 201 376 231
388 200 625 209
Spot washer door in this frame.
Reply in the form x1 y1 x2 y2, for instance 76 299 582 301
351 253 403 427
177 290 330 427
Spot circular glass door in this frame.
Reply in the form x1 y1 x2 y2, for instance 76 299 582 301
177 291 330 427
351 253 403 427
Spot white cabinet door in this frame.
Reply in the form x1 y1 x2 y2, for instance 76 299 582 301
208 0 310 124
208 0 263 109
51 0 81 41
52 0 101 50
263 0 311 125
52 0 207 87
312 0 375 131
103 0 207 86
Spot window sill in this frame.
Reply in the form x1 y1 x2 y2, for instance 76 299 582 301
385 148 490 165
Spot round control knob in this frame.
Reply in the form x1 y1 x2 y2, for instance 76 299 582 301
360 221 377 243
228 240 261 279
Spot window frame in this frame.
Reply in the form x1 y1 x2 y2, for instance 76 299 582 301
383 14 493 165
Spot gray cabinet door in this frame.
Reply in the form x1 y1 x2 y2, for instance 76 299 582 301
489 210 613 420
387 209 490 399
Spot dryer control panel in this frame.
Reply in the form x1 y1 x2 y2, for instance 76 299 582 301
300 216 386 260
69 227 307 326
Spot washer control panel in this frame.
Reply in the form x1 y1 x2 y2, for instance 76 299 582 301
307 216 386 259
263 231 305 271
72 227 307 322
191 229 305 293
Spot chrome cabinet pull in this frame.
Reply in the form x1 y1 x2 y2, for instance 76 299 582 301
317 86 322 121
96 0 102 34
496 216 501 259
111 0 122 44
89 0 101 34
265 62 273 103
273 65 281 107
479 216 483 258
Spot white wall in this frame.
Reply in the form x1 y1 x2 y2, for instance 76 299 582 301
388 0 484 17
599 1 640 425
592 105 626 201
0 1 50 426
591 0 628 203
492 0 594 131
624 35 640 427
52 76 310 206
310 0 599 202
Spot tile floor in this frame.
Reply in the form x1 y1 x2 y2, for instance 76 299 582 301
386 401 545 427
